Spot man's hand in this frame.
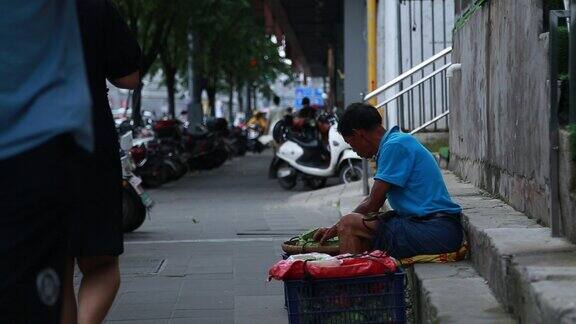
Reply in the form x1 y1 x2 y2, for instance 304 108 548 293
313 223 338 245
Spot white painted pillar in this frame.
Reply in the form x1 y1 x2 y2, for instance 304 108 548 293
383 0 400 128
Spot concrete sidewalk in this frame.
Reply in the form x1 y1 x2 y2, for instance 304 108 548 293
82 152 344 324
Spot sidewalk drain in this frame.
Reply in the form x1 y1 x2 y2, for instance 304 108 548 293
121 257 165 275
152 259 167 274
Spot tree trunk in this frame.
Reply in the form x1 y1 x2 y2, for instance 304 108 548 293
252 86 257 111
237 83 244 113
166 66 176 118
246 86 252 119
206 76 216 117
228 75 234 122
131 53 158 127
132 82 144 126
187 69 204 128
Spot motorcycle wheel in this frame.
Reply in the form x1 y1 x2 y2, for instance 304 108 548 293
176 160 188 178
122 184 146 232
237 146 247 156
339 160 364 184
141 167 168 188
256 142 264 153
305 177 327 190
277 162 297 190
213 149 229 168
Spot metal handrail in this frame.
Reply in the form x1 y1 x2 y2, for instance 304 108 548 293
375 63 452 109
364 47 452 101
410 110 450 135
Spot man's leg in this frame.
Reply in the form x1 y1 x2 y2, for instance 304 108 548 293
77 255 120 324
337 213 379 254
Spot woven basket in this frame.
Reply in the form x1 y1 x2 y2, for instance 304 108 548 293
281 237 340 256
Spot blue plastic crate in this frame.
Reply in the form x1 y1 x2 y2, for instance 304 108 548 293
284 270 406 324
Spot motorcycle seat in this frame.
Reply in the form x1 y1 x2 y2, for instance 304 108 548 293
288 133 319 148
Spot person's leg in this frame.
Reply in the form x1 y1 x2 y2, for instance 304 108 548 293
60 258 78 324
398 214 463 257
337 213 379 254
76 255 120 324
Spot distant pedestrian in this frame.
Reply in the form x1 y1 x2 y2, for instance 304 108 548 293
0 1 93 322
60 1 141 323
298 97 315 119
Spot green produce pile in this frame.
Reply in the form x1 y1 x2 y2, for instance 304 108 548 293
295 228 339 247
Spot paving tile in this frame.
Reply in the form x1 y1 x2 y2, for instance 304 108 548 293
176 295 234 310
233 295 285 317
171 317 232 324
106 319 171 324
172 309 234 318
122 277 183 292
233 278 283 296
106 303 174 321
116 291 179 304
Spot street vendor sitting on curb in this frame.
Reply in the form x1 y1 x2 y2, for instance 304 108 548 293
313 103 463 259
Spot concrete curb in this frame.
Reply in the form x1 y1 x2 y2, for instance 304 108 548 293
408 262 514 324
441 172 576 323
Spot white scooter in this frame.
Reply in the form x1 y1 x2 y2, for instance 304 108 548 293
268 118 364 190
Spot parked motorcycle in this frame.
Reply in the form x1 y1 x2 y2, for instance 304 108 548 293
246 124 264 153
227 126 248 157
153 119 189 180
269 114 364 190
129 140 171 188
119 133 154 232
186 123 229 170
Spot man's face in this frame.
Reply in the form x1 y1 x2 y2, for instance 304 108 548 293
343 130 375 159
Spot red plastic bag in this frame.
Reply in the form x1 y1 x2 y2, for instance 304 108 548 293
268 250 397 281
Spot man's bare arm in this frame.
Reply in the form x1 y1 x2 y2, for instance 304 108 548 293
352 180 390 215
314 180 391 244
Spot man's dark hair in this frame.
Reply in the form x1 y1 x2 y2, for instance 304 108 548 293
301 97 310 106
337 102 382 137
273 95 280 105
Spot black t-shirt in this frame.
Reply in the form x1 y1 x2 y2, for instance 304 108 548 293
299 105 315 119
76 0 141 157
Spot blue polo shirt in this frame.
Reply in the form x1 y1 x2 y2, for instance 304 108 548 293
374 126 461 217
0 0 92 160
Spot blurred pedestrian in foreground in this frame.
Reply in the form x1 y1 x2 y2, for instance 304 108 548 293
60 1 141 323
0 1 92 322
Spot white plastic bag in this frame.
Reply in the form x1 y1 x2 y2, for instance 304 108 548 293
287 253 342 267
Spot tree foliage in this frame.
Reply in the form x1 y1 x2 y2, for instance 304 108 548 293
113 0 292 121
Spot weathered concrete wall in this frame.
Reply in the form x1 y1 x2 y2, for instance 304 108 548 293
558 130 576 241
449 1 551 226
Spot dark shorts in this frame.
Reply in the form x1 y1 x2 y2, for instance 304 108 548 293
68 146 123 257
0 135 77 323
371 210 463 259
